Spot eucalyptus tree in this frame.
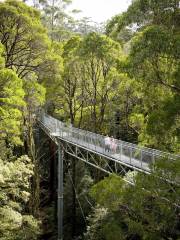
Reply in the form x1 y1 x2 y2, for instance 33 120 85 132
0 43 25 153
0 0 51 79
106 0 180 151
37 0 77 41
56 33 123 132
64 160 93 239
0 156 40 239
59 35 84 124
106 0 180 37
126 25 180 151
0 0 49 154
76 32 123 133
0 0 64 148
74 17 105 35
57 32 131 136
86 157 180 240
54 33 124 239
0 0 47 148
0 0 64 217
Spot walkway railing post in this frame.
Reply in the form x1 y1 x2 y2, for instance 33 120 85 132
130 147 132 164
152 152 155 171
140 149 143 168
58 143 63 240
40 113 179 176
120 142 122 160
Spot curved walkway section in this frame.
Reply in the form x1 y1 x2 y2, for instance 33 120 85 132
40 114 179 173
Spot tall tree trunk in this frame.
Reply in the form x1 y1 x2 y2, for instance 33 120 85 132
26 110 40 217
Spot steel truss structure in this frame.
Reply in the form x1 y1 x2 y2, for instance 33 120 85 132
37 113 179 240
62 140 129 175
39 113 179 174
39 120 144 176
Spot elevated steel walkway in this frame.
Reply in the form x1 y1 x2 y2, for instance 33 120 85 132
38 113 179 240
39 113 179 174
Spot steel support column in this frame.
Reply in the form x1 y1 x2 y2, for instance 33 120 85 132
58 144 63 240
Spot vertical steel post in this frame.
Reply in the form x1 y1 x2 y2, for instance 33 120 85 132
130 147 132 164
140 149 143 168
120 143 122 160
152 152 155 171
58 144 63 240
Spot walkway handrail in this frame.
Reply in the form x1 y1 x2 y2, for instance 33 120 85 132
39 113 179 172
41 113 179 158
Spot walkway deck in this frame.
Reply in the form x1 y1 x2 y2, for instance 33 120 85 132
39 114 179 173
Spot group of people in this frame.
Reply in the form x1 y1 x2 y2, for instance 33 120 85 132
104 135 117 153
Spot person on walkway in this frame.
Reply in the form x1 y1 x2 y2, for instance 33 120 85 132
104 135 111 152
111 136 117 154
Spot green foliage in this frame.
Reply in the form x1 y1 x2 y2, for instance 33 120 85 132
105 0 180 151
64 160 93 239
0 1 179 239
0 156 40 239
24 73 46 111
79 32 120 61
39 0 75 41
0 44 5 68
0 0 64 114
0 0 50 79
126 24 180 150
0 68 25 145
0 2 66 238
87 158 180 240
107 0 180 36
37 41 64 106
90 174 124 211
56 32 124 134
84 207 109 240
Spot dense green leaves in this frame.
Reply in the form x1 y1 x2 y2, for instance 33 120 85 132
0 0 179 239
106 0 180 151
0 51 25 145
88 158 180 240
107 0 180 35
0 156 40 239
64 160 93 239
56 32 124 134
0 2 55 239
0 0 50 78
81 2 180 239
90 174 124 210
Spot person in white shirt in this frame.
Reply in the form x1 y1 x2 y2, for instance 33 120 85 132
104 135 111 152
111 136 117 154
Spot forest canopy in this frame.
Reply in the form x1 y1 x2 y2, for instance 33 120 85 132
0 0 179 239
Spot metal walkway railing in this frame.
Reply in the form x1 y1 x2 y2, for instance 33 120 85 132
39 113 179 172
